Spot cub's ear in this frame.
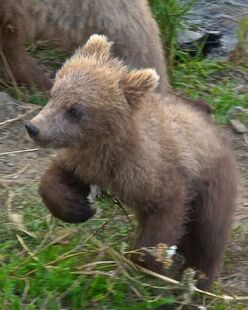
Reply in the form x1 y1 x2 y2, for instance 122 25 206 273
76 34 113 61
122 69 159 106
56 34 113 80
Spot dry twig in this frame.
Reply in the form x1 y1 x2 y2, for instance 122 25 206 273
0 106 41 128
0 148 40 156
92 236 248 302
0 47 24 99
3 164 30 179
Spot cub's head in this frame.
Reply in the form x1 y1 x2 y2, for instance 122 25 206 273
26 34 159 149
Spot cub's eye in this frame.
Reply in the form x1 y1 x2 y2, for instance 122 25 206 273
66 106 82 120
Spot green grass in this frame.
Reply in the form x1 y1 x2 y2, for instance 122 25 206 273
0 186 177 310
27 41 68 71
150 0 195 76
0 186 247 309
150 0 248 122
173 56 248 122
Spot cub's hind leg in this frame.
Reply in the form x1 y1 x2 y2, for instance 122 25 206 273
182 154 237 290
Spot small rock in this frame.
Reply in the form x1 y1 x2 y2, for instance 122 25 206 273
228 106 248 126
0 92 19 121
235 245 242 252
0 92 17 104
6 162 15 167
230 119 247 134
177 28 221 57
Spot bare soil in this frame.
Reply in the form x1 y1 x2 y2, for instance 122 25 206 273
0 93 52 186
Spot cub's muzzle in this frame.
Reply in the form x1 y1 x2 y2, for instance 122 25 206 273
25 121 40 138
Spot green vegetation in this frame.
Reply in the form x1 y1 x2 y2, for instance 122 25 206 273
150 0 195 76
0 186 175 309
1 186 247 309
150 0 248 122
229 15 248 66
173 58 248 122
237 15 248 53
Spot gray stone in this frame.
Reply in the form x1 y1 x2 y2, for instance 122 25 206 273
181 0 248 56
0 92 19 121
230 119 247 134
0 92 16 104
228 106 248 126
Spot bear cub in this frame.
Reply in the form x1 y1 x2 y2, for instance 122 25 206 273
26 34 238 290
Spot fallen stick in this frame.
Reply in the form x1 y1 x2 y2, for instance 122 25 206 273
0 48 23 100
3 164 30 179
0 148 40 156
0 107 41 127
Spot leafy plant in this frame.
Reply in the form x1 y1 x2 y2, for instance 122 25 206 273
229 15 248 66
150 0 195 76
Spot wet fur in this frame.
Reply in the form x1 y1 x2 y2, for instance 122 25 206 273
29 35 238 290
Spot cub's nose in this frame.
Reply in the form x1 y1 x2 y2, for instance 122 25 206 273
25 121 39 138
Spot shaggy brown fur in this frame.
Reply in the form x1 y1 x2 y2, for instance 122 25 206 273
180 97 213 116
26 35 238 290
0 0 169 93
39 164 95 223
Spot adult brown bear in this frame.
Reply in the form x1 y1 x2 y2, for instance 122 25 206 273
0 0 169 93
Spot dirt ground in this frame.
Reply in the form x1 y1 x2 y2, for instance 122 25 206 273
0 92 247 295
0 93 52 186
